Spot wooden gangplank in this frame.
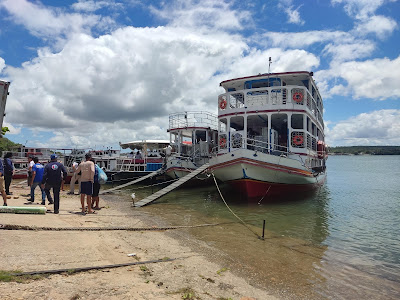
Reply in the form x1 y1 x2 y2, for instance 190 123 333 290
133 163 209 207
99 169 164 195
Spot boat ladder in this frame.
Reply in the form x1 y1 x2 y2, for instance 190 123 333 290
133 163 209 207
99 168 164 195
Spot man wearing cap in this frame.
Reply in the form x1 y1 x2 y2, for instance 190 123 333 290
41 154 67 214
75 153 95 214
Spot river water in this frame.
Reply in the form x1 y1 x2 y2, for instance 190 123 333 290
118 155 400 299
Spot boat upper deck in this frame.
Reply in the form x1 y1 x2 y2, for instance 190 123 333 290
218 71 324 129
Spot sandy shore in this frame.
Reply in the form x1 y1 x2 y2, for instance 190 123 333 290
0 182 277 300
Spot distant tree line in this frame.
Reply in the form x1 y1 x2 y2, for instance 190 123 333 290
0 137 20 156
329 146 400 155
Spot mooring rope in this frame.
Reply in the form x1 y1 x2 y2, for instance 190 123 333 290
211 173 261 239
0 222 230 231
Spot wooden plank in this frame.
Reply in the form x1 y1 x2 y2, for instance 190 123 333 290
134 163 209 207
99 169 164 195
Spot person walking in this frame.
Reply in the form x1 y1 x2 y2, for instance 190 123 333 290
75 153 95 214
0 158 9 206
3 152 14 195
30 157 49 205
68 161 81 195
41 154 67 214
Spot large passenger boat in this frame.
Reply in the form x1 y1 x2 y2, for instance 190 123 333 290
208 71 327 200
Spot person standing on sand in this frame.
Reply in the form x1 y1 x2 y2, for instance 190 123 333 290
68 161 81 195
41 154 67 214
30 157 49 205
75 153 95 214
91 158 101 210
27 155 34 187
0 158 9 206
3 152 14 195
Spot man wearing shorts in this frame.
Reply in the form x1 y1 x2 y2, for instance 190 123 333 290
76 153 95 214
0 158 9 206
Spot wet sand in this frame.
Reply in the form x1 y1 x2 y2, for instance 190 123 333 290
0 182 277 300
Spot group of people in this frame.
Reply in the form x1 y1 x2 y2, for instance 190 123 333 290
1 152 101 214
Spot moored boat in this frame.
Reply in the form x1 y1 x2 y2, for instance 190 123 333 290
208 71 327 201
165 111 218 180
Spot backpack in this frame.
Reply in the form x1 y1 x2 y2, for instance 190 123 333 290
95 164 108 184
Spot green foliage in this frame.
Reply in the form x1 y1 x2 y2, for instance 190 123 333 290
329 146 400 155
0 270 45 283
0 137 20 156
1 127 9 135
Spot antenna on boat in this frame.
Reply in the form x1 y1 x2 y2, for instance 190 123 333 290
268 57 272 74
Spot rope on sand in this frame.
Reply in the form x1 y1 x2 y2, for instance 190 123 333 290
0 222 231 231
10 258 177 276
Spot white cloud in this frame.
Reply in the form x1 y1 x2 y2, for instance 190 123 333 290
318 55 400 100
355 15 398 37
149 0 251 31
259 31 353 49
322 40 375 61
71 0 123 12
331 0 392 20
326 109 400 146
0 57 5 74
0 0 115 41
1 122 21 135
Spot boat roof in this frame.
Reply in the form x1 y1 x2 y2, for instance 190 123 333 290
220 71 313 90
120 140 170 150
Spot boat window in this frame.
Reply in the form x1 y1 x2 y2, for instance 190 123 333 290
244 78 281 89
247 114 268 151
291 114 303 129
195 130 207 143
307 117 311 133
229 93 244 109
229 116 244 132
247 114 268 137
271 113 288 152
219 118 227 132
312 122 317 136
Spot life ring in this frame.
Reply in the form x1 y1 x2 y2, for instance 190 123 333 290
219 99 227 109
219 137 227 148
292 135 304 146
293 92 303 103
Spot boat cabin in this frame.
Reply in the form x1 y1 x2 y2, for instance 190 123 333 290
217 71 326 168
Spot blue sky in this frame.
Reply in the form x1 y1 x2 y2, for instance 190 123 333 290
0 0 399 149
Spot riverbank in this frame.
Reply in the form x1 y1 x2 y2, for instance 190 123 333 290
0 182 277 300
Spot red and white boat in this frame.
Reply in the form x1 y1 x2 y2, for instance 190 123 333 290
208 71 327 201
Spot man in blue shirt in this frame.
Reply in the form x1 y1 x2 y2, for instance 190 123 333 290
0 158 9 206
41 154 67 214
30 157 49 205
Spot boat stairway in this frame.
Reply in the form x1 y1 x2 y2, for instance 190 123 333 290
133 163 209 207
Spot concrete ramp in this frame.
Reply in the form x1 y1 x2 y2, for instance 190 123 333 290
100 169 164 195
133 163 209 207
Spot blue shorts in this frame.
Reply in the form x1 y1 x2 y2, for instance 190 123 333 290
80 181 93 195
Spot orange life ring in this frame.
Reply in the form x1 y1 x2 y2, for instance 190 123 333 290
219 137 226 148
293 92 303 103
292 135 304 145
219 99 227 109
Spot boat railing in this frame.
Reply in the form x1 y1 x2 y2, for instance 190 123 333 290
219 85 323 127
217 135 317 168
169 111 218 130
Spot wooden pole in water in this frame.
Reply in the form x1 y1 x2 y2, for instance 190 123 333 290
262 220 266 240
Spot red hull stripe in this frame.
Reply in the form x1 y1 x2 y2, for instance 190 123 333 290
167 167 195 172
209 157 313 177
229 178 324 200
